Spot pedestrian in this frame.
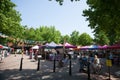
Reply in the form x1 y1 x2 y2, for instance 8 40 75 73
91 55 101 73
109 51 114 65
79 54 87 72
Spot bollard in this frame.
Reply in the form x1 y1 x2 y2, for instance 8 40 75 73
14 52 16 57
106 66 111 80
37 55 42 71
19 57 23 71
53 54 56 72
69 54 72 76
87 61 91 80
37 58 40 71
69 58 72 76
108 66 111 80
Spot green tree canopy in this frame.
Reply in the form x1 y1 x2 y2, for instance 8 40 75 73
52 0 120 45
38 26 61 43
78 33 93 46
70 30 79 45
94 31 109 45
83 0 120 44
49 0 80 5
60 35 70 44
0 0 21 37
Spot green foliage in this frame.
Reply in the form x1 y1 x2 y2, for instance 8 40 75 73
0 38 7 45
34 26 61 43
49 0 80 5
25 28 36 40
1 0 97 46
94 31 109 45
78 33 93 46
0 0 21 38
60 35 70 44
70 30 79 45
83 0 120 44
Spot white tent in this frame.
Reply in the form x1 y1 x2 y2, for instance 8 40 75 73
32 45 39 49
45 41 58 48
3 46 9 49
48 41 58 47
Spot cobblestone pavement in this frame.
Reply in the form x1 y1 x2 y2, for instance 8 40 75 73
0 54 120 80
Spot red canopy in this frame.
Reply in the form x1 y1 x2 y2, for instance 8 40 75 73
108 41 120 49
0 44 3 48
64 42 77 48
107 46 120 49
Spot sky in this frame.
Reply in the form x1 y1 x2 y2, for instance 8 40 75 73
11 0 94 38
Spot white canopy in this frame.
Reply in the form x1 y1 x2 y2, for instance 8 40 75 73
32 45 39 49
0 44 9 49
48 41 58 47
3 46 9 49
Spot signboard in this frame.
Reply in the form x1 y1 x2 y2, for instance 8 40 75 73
106 60 112 67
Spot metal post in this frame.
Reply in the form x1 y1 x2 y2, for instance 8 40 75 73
108 66 111 80
15 52 16 57
106 66 111 80
69 54 72 76
53 53 56 72
87 61 91 80
37 55 42 71
19 57 23 71
37 58 40 71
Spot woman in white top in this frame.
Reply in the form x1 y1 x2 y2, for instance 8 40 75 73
92 55 101 73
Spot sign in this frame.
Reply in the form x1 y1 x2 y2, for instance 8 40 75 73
106 60 112 67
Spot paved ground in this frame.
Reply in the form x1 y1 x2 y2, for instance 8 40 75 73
0 54 120 80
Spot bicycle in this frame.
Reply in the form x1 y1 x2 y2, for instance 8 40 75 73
91 63 103 74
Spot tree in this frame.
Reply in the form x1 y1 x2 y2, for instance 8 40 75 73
38 26 61 43
83 0 120 44
25 28 36 41
78 33 93 46
0 0 23 45
51 0 120 44
60 35 70 44
49 0 80 5
0 0 22 37
70 30 79 45
94 31 109 45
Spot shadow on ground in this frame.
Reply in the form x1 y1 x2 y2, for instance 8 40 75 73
0 68 88 80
